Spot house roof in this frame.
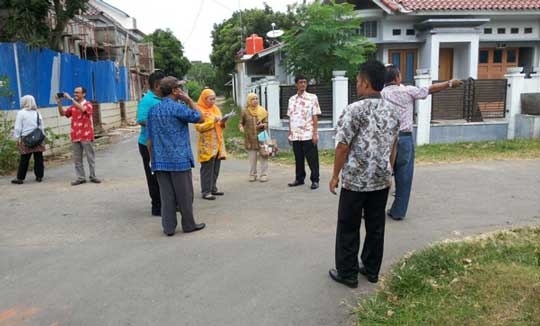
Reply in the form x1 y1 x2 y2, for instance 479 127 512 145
381 0 540 12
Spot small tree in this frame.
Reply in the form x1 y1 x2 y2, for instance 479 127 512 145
143 29 191 79
283 0 375 82
186 62 216 89
0 0 89 51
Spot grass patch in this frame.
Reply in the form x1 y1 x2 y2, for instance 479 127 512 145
258 139 540 166
355 227 540 325
415 139 540 164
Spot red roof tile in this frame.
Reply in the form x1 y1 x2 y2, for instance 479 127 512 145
383 0 540 11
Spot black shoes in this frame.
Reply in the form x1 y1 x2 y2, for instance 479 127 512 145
36 177 43 182
288 180 305 187
185 223 206 233
311 182 319 190
202 194 216 200
71 179 86 186
211 191 224 196
387 210 403 221
11 179 23 184
329 269 358 288
358 266 379 283
90 177 102 184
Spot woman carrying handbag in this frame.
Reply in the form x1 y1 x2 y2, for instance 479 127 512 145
12 95 46 184
239 93 270 182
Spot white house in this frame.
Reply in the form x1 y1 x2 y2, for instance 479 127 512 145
348 0 540 81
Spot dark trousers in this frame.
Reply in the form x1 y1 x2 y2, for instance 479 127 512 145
17 152 44 181
138 143 161 211
335 187 390 278
292 140 319 183
155 171 197 234
200 156 221 195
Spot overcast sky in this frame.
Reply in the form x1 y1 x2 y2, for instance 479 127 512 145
106 0 301 62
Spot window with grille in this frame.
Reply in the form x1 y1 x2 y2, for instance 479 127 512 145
359 21 377 38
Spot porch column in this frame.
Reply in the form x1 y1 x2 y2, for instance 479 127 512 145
429 37 440 81
531 66 540 91
332 70 348 127
505 67 526 140
266 78 281 128
415 69 432 146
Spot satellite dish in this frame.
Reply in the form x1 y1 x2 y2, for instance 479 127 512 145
266 29 284 39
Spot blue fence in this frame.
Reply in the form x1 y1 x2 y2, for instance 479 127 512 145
0 42 130 110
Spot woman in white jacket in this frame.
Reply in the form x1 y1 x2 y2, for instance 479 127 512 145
12 95 45 184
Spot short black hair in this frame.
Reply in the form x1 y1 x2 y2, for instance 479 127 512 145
76 86 87 95
384 65 401 84
358 60 386 92
294 75 307 84
149 71 166 90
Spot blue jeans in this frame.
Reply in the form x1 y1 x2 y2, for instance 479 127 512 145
389 135 414 219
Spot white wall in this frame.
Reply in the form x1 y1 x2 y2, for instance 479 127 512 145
479 18 540 42
452 44 471 79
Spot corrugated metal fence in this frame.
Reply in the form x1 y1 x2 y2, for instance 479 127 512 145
0 42 129 110
279 84 333 120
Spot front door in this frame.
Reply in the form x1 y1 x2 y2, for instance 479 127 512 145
439 48 454 80
389 49 418 82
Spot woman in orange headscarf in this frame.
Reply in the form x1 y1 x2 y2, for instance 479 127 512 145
195 89 227 200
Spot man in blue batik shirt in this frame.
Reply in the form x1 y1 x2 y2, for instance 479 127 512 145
137 71 164 216
146 76 206 237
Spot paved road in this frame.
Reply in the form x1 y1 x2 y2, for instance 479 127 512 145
1 133 539 326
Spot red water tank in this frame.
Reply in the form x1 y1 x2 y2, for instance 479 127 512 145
246 34 264 55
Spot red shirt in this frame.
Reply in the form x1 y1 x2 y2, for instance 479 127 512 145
65 100 95 142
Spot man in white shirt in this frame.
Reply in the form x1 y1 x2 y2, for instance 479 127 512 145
287 75 322 190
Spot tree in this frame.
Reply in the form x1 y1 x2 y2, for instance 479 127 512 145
282 0 375 82
210 4 296 90
0 0 89 51
143 29 191 79
186 62 216 89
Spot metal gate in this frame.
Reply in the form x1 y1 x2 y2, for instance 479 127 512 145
432 79 507 122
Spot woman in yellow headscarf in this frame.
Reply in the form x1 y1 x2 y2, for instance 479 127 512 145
239 92 269 182
195 88 227 200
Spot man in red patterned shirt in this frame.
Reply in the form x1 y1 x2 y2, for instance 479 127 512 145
56 87 101 186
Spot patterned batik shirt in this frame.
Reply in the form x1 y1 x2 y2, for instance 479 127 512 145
335 94 400 192
381 84 429 132
146 98 201 172
287 91 322 141
65 100 94 142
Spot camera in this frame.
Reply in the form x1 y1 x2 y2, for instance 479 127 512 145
56 92 64 98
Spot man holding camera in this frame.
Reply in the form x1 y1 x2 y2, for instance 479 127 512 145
56 87 101 186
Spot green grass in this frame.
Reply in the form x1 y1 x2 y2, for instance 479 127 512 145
247 139 540 166
355 227 540 326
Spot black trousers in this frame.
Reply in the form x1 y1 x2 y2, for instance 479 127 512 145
17 152 44 181
335 187 390 278
292 140 319 183
138 143 161 211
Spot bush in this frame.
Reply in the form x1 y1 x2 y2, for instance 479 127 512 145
0 112 19 174
186 81 203 101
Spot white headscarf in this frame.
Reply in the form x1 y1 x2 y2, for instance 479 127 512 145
20 95 37 111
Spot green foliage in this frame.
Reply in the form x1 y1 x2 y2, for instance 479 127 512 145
0 0 89 51
282 0 375 82
44 127 68 156
143 29 191 79
186 62 217 89
185 81 202 102
0 111 18 174
355 227 540 325
210 4 296 90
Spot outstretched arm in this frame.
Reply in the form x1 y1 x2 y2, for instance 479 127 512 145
429 79 463 94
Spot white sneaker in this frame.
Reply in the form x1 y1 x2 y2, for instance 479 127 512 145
259 175 268 183
249 175 257 182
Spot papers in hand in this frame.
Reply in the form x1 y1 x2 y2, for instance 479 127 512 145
221 110 236 122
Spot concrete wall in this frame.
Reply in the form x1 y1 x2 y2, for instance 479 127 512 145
429 121 508 144
3 100 138 152
515 114 540 139
270 127 336 151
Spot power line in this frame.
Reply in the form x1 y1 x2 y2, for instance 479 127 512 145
211 0 233 12
186 0 205 45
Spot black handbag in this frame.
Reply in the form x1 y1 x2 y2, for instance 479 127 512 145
22 111 45 148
